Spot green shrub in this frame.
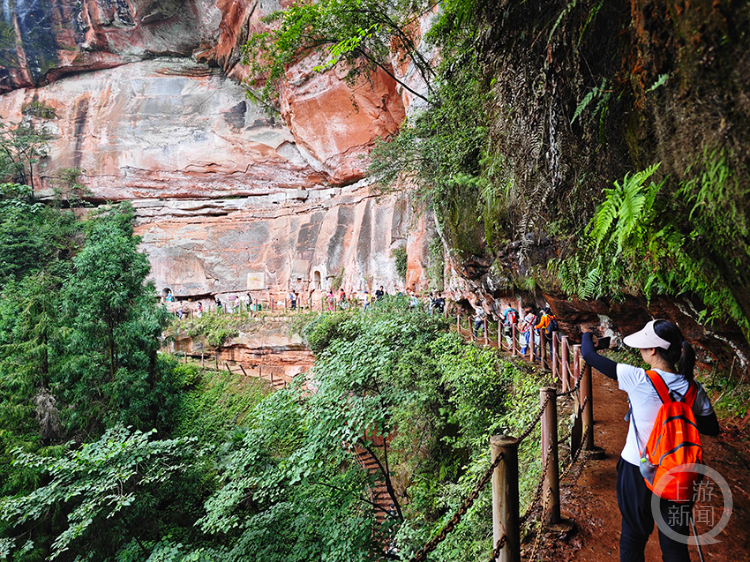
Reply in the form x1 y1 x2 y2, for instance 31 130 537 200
174 363 202 388
302 312 350 353
179 312 247 347
391 246 408 280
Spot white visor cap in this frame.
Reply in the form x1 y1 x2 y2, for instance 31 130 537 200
623 319 671 350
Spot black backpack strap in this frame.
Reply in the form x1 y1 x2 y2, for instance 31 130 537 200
627 399 644 458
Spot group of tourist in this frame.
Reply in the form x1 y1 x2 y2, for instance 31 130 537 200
320 286 446 314
471 300 559 357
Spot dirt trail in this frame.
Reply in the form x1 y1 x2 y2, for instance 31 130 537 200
555 372 750 561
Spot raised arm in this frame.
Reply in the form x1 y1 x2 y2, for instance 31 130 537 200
581 332 618 380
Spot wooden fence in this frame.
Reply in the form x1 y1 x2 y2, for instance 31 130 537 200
423 314 597 562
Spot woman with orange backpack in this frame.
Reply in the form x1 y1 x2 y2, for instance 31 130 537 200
581 319 719 562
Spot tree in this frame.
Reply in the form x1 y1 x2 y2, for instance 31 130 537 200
0 183 77 285
0 425 196 561
242 0 437 110
60 203 173 435
0 122 49 195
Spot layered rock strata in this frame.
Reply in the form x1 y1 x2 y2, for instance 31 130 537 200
172 317 314 381
134 181 428 301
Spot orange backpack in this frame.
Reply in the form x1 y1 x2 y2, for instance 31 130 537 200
632 370 703 502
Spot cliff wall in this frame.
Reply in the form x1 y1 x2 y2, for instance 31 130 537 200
0 0 430 301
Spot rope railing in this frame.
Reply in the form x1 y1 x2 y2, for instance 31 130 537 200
421 317 597 562
519 448 554 528
407 452 506 562
516 393 553 443
559 423 591 484
487 536 509 562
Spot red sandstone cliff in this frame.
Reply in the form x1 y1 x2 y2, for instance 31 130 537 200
0 0 432 302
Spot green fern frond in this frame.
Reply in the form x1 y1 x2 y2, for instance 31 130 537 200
548 0 579 45
581 266 601 299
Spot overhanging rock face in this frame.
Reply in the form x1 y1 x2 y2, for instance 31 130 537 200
0 1 432 299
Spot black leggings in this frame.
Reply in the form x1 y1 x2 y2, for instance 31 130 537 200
617 458 691 562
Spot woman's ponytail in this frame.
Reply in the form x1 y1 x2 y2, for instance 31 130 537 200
678 340 696 382
653 319 695 381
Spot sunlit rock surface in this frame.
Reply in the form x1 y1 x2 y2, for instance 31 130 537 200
134 183 425 300
0 0 432 305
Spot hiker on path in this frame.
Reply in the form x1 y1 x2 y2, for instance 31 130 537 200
519 306 537 355
363 290 372 311
502 302 519 326
409 291 419 309
581 320 719 562
434 292 445 315
535 307 557 359
472 300 487 339
289 291 297 310
375 286 385 300
501 302 519 345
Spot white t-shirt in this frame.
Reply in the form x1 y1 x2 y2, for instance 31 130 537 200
617 364 714 466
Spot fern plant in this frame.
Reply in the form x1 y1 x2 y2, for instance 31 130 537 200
590 163 664 254
553 164 663 300
553 152 750 343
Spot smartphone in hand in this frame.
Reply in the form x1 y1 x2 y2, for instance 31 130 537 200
594 336 611 350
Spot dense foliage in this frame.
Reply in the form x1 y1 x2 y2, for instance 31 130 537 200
0 195 196 560
244 0 750 347
2 266 551 561
554 153 750 341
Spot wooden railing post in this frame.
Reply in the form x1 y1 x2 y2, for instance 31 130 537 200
561 336 570 393
214 355 219 372
484 318 489 345
552 335 559 382
511 324 517 356
540 330 547 368
582 362 595 450
572 344 582 412
573 344 581 386
201 353 204 369
225 361 232 375
498 321 503 351
541 387 560 524
491 435 521 562
529 329 535 363
239 364 248 377
457 313 460 333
